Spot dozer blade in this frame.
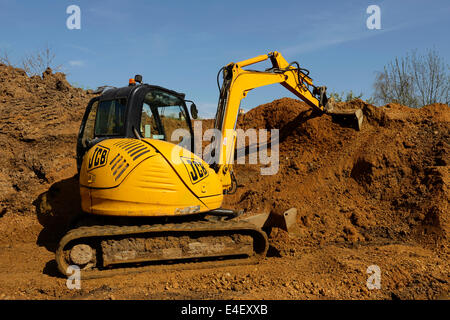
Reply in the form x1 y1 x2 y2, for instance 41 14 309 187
324 98 364 130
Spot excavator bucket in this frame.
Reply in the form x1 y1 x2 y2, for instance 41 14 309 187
242 208 301 237
324 98 364 130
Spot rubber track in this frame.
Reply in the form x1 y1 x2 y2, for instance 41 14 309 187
56 219 269 279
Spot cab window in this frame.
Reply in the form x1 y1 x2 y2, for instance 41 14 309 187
95 98 127 136
140 90 191 147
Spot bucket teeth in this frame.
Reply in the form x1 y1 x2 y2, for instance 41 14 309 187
324 97 336 112
355 109 364 130
324 98 364 130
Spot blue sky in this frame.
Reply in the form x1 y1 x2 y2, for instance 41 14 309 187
0 0 449 117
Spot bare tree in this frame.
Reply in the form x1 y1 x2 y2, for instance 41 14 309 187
0 48 13 66
21 44 61 76
411 49 449 106
374 55 418 107
374 49 449 107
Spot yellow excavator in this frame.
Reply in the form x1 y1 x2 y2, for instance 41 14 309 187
56 51 363 277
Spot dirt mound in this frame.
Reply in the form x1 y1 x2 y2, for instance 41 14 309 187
0 65 448 299
0 64 95 222
0 65 447 252
224 97 449 252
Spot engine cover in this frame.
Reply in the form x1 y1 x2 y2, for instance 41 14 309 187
79 138 223 217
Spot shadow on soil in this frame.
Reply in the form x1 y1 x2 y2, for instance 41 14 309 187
34 174 82 253
234 109 322 160
43 260 63 278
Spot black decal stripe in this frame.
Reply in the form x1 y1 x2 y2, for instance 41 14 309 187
123 142 142 151
116 140 132 147
109 153 120 165
129 147 147 157
133 150 150 161
81 155 155 189
127 145 146 154
120 141 137 148
115 163 130 181
122 142 140 150
113 160 126 176
111 156 123 171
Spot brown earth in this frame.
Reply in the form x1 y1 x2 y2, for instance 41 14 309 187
0 64 448 300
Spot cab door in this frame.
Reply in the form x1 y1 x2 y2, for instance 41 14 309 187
76 97 100 172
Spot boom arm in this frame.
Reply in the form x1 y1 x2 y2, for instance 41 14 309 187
212 51 330 191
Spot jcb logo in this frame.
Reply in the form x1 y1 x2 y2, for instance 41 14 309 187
88 145 110 171
181 157 209 184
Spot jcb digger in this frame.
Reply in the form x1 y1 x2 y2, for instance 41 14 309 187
56 51 363 277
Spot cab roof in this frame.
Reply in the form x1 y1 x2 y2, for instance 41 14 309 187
99 83 186 101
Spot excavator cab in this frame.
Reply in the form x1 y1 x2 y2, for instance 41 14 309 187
76 78 196 172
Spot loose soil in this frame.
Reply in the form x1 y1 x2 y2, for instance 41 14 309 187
0 64 448 300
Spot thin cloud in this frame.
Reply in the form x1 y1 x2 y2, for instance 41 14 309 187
88 6 130 21
0 42 11 49
282 0 450 56
281 2 400 55
282 9 378 55
69 60 85 67
66 44 96 55
282 29 389 56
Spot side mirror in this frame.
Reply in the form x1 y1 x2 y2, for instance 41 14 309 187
190 103 198 119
